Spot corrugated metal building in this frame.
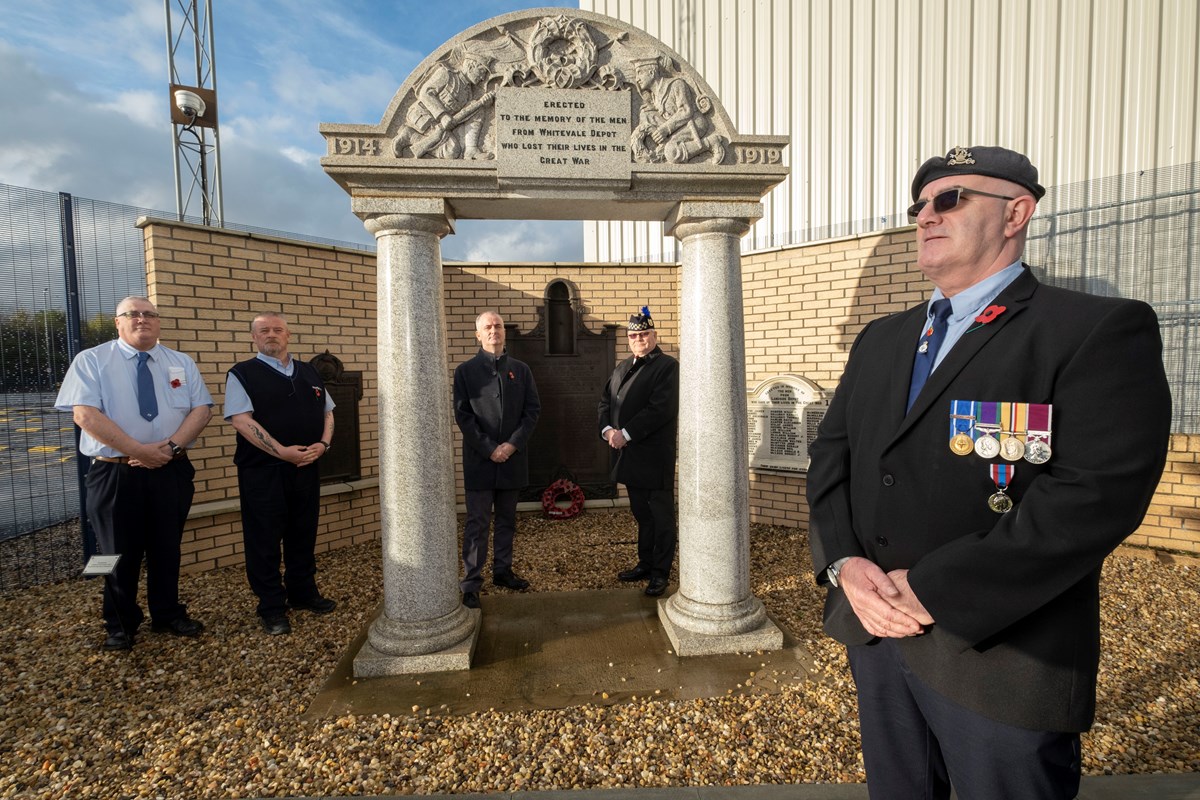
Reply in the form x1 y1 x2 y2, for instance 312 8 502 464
580 0 1200 262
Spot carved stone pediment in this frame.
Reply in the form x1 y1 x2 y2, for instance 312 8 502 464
319 9 788 221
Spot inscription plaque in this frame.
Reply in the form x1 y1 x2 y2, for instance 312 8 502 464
506 308 618 501
747 375 828 473
496 87 633 183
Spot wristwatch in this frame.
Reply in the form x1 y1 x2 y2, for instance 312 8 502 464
826 557 851 588
318 440 331 451
167 440 184 457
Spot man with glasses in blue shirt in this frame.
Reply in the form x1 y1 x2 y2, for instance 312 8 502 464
807 146 1171 799
56 296 213 651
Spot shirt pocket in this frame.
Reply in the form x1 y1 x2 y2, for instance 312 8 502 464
167 366 192 409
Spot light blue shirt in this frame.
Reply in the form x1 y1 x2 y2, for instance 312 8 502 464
55 339 214 457
924 261 1025 371
223 352 336 419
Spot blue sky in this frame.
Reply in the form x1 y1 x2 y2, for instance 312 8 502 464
0 0 582 261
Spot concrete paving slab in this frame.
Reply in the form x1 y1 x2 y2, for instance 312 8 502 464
305 587 814 719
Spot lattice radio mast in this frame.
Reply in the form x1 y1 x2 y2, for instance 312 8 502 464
165 0 223 225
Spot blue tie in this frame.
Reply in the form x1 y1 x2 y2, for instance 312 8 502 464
906 298 953 412
136 351 158 421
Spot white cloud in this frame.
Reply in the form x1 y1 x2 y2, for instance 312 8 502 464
456 220 584 263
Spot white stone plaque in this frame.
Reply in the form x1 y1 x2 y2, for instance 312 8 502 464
495 87 632 183
747 375 828 473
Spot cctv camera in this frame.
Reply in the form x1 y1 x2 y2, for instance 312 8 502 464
174 89 206 119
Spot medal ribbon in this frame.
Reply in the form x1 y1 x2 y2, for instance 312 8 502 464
990 462 1014 490
979 401 1000 434
1003 401 1028 442
1027 403 1052 443
949 399 974 438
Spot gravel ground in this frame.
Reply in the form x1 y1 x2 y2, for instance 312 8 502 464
1 510 1197 798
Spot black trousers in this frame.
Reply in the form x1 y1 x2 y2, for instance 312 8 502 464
848 638 1081 800
237 463 321 618
86 457 194 636
626 485 676 579
460 488 519 592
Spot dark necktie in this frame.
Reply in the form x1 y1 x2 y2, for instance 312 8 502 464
906 298 953 412
136 351 159 421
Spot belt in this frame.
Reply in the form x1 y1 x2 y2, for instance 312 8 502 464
92 452 188 465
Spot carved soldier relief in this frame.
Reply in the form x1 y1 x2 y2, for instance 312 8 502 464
385 14 729 166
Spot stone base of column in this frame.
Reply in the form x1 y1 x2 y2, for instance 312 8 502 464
352 607 481 677
657 597 783 657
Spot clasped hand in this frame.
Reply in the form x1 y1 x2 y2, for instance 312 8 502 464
839 557 934 638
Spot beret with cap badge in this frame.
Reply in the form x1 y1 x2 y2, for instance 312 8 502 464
912 145 1046 202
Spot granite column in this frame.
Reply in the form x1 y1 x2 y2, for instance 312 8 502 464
352 200 479 676
660 201 783 656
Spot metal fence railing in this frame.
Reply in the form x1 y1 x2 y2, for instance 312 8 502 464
0 183 372 589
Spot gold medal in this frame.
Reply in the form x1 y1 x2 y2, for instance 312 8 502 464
950 433 974 456
1000 435 1025 461
988 491 1013 513
988 463 1015 513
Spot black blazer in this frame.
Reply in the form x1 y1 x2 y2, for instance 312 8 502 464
807 267 1171 732
597 346 679 490
453 350 540 491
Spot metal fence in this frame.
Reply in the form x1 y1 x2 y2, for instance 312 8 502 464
0 183 371 581
1027 161 1200 434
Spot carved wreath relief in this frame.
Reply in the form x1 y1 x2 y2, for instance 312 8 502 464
390 14 729 166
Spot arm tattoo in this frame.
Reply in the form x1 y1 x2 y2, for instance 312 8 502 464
248 423 279 455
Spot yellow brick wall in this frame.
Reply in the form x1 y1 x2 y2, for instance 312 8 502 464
141 220 381 573
142 219 1198 563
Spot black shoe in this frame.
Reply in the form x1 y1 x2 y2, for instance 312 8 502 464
102 631 134 651
619 565 652 582
645 577 669 597
493 571 530 591
260 614 292 636
462 591 480 609
151 616 204 637
290 595 337 615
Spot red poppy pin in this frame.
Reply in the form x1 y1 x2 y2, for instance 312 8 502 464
170 378 182 388
975 304 1006 324
508 371 515 380
313 386 322 398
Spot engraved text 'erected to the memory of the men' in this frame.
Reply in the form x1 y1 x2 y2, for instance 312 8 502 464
496 87 633 182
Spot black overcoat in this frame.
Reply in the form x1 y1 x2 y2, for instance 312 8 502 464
597 346 679 489
453 350 540 491
807 266 1171 732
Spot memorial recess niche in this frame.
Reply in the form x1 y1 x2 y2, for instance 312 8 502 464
505 280 618 500
746 375 829 473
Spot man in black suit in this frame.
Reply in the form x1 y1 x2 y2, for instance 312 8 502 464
453 311 541 609
599 307 680 597
807 146 1171 800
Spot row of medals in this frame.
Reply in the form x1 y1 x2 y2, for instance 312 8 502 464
949 427 1052 464
949 415 1052 515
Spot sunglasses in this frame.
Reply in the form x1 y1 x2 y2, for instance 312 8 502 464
907 187 1016 220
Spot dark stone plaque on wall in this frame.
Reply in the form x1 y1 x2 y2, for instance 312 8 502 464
506 281 619 501
309 351 362 483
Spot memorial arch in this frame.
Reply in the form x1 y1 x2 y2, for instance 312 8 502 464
320 8 789 676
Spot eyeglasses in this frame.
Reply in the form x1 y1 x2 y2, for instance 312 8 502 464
117 310 160 320
628 331 653 339
907 187 1016 220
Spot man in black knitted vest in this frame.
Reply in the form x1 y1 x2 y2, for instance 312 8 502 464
225 312 336 635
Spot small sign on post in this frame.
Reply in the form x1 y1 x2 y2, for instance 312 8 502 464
82 554 121 577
